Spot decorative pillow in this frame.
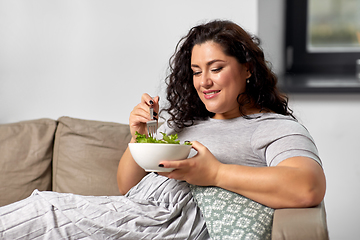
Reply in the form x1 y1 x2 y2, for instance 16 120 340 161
190 185 274 240
0 118 57 206
52 117 132 196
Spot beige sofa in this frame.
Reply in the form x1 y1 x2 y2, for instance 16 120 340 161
0 116 329 240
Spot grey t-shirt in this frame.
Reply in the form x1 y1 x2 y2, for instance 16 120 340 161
157 113 321 167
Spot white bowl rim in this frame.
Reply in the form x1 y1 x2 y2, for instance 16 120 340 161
128 142 192 147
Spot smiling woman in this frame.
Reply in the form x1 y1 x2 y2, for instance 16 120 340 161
0 20 326 240
148 20 325 207
163 20 294 131
191 41 252 119
116 20 325 239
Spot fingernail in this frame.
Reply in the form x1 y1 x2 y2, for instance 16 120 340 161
153 117 158 121
149 100 154 105
158 164 164 167
153 111 158 116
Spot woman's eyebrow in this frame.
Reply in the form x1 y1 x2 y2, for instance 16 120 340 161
207 59 225 65
191 59 225 68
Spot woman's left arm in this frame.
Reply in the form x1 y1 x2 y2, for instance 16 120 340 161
214 156 326 209
159 141 326 209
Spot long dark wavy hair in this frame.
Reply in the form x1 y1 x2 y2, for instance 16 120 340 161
162 20 293 131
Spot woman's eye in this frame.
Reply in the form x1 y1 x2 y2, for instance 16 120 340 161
192 71 201 76
211 67 223 73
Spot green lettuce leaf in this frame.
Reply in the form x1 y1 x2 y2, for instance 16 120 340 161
135 131 191 145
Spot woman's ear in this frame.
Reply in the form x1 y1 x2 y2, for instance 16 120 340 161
244 63 252 79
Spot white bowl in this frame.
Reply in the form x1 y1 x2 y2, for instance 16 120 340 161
128 143 192 172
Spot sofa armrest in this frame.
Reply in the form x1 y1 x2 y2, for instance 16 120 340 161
271 202 329 240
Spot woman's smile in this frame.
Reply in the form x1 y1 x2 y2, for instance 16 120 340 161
203 90 221 99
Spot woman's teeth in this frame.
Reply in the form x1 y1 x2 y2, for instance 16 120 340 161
205 91 220 95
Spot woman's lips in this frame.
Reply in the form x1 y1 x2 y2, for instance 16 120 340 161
203 90 221 99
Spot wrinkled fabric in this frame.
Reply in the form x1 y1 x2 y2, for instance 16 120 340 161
0 173 209 240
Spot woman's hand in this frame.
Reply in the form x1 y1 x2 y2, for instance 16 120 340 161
159 141 222 186
129 93 159 141
117 93 159 195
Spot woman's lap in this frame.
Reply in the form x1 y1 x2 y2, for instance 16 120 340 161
0 173 209 239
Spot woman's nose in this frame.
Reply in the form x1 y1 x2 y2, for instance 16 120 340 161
200 73 213 88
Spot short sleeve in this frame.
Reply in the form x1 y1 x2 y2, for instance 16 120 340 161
251 119 322 167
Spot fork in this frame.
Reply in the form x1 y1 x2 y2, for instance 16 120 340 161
147 107 158 138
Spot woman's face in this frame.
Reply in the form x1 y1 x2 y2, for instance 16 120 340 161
191 41 251 119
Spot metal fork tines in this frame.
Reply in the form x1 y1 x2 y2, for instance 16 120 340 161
147 107 158 138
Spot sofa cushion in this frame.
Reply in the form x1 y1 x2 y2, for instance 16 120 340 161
0 118 56 207
53 116 131 196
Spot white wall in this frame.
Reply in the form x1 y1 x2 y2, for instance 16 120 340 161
0 0 257 124
259 1 360 239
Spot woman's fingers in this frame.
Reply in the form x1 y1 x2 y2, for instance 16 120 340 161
141 93 157 106
130 104 150 120
140 93 160 118
133 94 159 121
188 141 208 156
159 158 190 170
152 96 160 116
159 141 204 169
129 93 160 137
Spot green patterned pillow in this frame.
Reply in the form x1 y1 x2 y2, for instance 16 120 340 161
190 185 274 240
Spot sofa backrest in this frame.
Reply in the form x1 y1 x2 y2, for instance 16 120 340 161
53 116 132 196
0 118 56 206
0 117 132 207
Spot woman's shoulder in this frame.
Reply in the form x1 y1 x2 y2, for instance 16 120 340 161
252 113 313 141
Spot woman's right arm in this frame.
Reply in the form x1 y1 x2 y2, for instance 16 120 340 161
117 93 160 195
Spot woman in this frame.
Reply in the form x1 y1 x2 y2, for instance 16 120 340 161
118 20 326 210
0 20 325 239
